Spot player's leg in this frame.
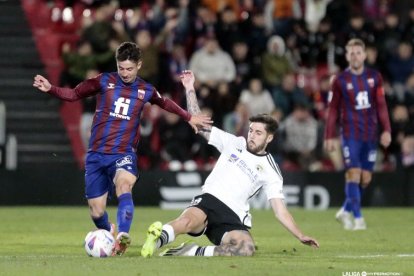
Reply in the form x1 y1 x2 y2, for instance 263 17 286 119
85 152 113 233
214 230 255 256
160 230 254 257
141 206 207 257
88 193 112 232
112 168 137 255
337 139 363 229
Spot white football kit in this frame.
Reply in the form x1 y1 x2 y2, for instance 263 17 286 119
202 127 284 227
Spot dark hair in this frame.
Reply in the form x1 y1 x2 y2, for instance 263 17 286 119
249 114 279 134
115 42 142 63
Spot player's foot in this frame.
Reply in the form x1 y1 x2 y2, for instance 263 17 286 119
160 242 197 257
141 221 162 258
112 232 131 256
335 208 354 230
353 217 367 230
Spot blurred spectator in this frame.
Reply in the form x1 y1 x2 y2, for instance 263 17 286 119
312 74 331 121
231 39 255 90
209 82 238 127
387 41 414 86
272 73 309 116
261 35 293 90
239 77 275 116
223 101 250 136
122 8 149 40
189 36 236 89
304 0 331 33
166 43 189 101
158 111 196 171
389 105 412 168
215 5 243 53
79 69 99 151
264 0 301 38
279 103 319 170
134 29 161 86
81 1 119 54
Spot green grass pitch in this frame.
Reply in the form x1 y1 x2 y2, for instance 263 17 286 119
0 207 413 276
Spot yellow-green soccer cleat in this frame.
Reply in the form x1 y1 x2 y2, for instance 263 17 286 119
141 221 162 258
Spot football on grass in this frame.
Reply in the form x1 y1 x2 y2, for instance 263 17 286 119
84 229 115 258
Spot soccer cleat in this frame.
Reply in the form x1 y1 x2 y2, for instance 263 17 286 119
335 208 354 230
353 217 367 230
141 221 162 258
159 242 197 257
112 232 131 256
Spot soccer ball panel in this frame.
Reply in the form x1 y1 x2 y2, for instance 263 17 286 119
84 229 115 258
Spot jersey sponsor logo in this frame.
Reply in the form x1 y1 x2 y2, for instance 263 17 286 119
355 91 371 110
110 97 131 120
107 83 115 89
228 153 239 163
116 155 133 167
346 83 353 90
137 89 146 100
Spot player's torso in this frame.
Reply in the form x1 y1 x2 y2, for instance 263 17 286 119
89 73 154 153
205 143 278 203
337 69 380 141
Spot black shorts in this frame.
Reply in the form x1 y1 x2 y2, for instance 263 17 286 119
188 193 250 245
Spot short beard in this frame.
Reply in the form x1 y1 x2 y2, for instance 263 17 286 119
247 142 266 154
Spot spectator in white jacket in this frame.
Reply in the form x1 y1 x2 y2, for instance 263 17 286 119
189 36 236 89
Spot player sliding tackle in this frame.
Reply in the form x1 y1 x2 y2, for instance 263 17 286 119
141 70 319 257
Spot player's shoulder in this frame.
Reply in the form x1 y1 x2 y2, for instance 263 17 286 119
263 153 283 179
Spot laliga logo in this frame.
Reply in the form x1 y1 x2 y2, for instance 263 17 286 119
116 155 133 167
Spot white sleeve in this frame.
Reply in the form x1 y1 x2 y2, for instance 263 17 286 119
263 177 285 200
208 127 243 153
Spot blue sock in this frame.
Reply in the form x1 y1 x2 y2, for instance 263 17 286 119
117 193 134 233
343 183 352 212
346 182 362 218
92 211 111 231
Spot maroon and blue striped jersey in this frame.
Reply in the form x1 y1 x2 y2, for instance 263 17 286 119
49 72 191 153
324 68 391 142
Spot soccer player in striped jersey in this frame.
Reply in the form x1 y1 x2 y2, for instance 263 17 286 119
324 38 392 230
33 42 212 256
141 71 319 257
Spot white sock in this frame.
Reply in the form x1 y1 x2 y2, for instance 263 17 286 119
156 224 175 249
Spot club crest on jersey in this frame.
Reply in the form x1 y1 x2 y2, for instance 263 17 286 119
116 155 133 167
138 89 146 100
228 153 239 163
346 83 353 90
368 78 375 87
107 83 115 89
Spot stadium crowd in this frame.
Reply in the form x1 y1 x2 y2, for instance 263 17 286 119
35 0 414 171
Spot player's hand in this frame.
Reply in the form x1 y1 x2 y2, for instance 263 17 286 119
180 70 195 91
33 75 52 92
299 236 319 248
188 114 213 134
380 131 391 148
323 139 335 152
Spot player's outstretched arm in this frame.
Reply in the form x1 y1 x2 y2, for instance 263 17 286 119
33 75 52 93
181 70 213 140
270 198 319 248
